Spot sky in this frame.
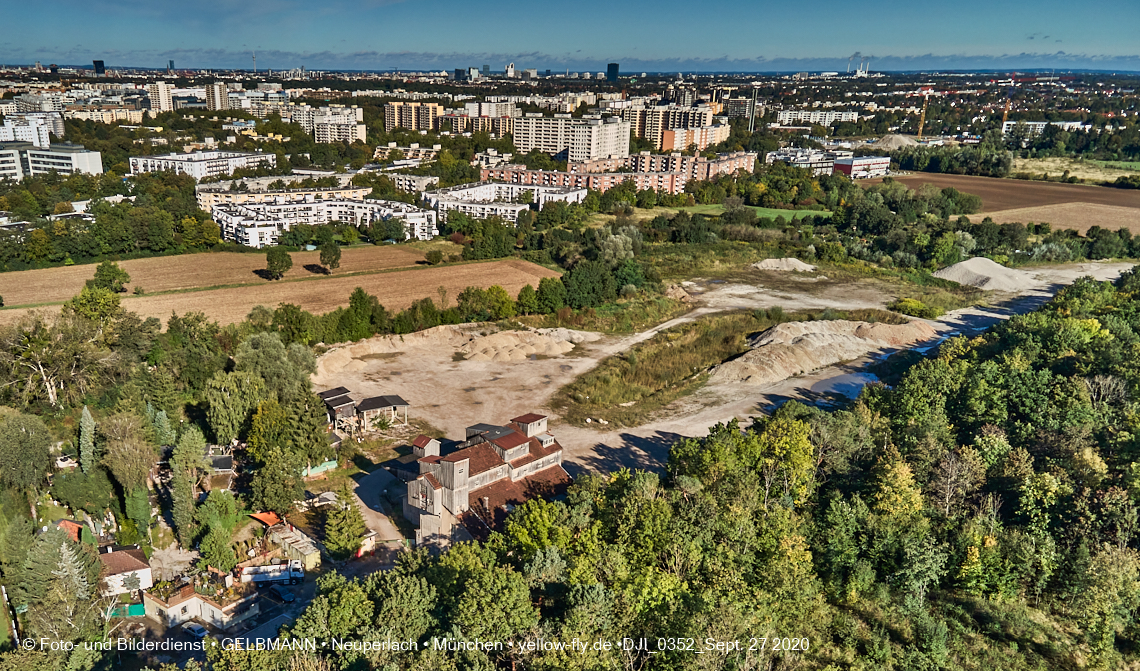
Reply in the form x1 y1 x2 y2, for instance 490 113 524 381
2 0 1139 73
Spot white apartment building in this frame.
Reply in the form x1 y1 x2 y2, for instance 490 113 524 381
0 117 52 147
129 150 276 180
195 183 371 211
764 148 853 176
388 174 440 192
146 82 174 113
15 94 64 113
205 83 228 111
0 142 104 180
1001 120 1089 136
422 181 586 223
776 109 858 125
512 114 631 162
464 102 517 118
212 197 437 247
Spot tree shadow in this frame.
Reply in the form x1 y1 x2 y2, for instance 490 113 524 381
303 263 329 275
252 269 277 280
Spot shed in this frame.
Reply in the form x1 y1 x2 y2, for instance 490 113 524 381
357 394 410 427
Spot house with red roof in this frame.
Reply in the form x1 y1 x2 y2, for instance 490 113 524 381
403 413 571 546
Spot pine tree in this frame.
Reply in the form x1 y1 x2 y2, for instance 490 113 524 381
171 468 196 548
145 366 178 418
79 406 95 474
51 541 91 600
324 485 366 561
153 409 177 446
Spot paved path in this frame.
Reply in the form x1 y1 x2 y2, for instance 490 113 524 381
353 468 403 542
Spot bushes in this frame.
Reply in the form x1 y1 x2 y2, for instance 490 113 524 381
889 297 943 319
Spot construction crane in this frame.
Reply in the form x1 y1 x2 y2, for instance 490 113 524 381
917 93 929 140
1000 86 1015 126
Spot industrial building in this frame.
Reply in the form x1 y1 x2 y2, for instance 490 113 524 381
833 156 891 178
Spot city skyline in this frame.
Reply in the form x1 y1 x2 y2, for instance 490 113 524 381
4 0 1139 73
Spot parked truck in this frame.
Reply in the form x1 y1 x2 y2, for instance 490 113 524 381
240 560 304 585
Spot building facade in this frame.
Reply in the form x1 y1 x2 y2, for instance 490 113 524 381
660 124 731 152
145 81 173 113
195 184 371 211
205 82 228 111
129 150 276 180
423 182 586 222
512 114 631 162
0 142 104 180
212 197 437 247
618 105 716 149
833 156 891 178
403 414 571 545
383 102 444 132
764 149 854 176
776 109 859 125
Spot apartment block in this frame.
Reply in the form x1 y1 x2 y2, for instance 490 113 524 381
625 150 758 179
512 114 630 162
195 183 370 211
764 148 854 176
776 109 859 125
64 108 146 124
383 102 444 132
373 142 442 162
145 81 173 113
660 124 731 152
480 165 688 195
423 181 586 222
15 94 64 113
129 150 275 180
212 197 437 248
618 105 715 149
0 142 104 180
205 82 228 111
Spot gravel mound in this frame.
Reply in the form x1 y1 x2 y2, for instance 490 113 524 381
664 283 693 302
873 134 919 150
752 258 817 272
459 330 577 361
933 257 1040 292
710 319 937 386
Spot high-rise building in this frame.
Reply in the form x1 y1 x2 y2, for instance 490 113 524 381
383 102 443 132
482 65 490 76
512 114 631 162
618 105 715 149
505 63 516 79
606 63 619 82
92 60 105 76
145 81 173 113
168 60 175 72
205 82 229 111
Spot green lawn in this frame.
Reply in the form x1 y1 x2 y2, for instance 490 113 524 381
1090 160 1140 171
675 204 831 220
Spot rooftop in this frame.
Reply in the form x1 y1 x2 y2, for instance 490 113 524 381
98 547 149 576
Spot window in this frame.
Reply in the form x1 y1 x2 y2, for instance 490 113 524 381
181 606 189 614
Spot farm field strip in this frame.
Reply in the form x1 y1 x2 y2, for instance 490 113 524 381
0 259 562 327
869 173 1140 213
967 203 1140 234
0 246 425 308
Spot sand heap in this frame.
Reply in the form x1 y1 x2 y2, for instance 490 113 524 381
458 330 577 362
873 134 919 150
752 258 817 272
933 257 1040 292
710 319 937 386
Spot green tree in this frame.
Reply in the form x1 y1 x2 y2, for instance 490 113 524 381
251 447 303 517
319 241 341 273
564 260 616 309
170 467 196 548
0 414 53 492
199 526 238 572
204 371 266 445
516 284 539 315
247 398 290 463
79 406 95 474
425 250 443 265
233 331 315 403
100 413 156 494
86 261 131 292
536 277 567 313
485 285 516 319
266 247 293 280
453 567 539 641
323 485 366 561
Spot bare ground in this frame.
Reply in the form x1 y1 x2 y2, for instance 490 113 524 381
868 173 1140 212
312 260 1134 476
967 203 1140 233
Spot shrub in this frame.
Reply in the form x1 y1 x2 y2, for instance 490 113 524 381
888 297 942 319
425 250 443 265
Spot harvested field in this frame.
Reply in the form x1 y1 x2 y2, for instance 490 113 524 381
966 203 1140 233
0 246 425 308
867 173 1140 212
0 259 561 327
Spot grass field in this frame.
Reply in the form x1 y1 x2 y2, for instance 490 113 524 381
1011 157 1140 183
0 258 562 327
0 245 427 309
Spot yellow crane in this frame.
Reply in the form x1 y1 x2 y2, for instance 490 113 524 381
917 94 929 140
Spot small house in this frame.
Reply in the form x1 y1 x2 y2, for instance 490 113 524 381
98 547 154 597
357 395 410 428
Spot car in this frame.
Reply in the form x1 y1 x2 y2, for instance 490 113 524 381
270 585 296 603
184 623 208 640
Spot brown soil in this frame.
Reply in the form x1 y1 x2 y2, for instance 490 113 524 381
867 173 1140 212
0 246 425 309
967 203 1140 233
0 259 561 327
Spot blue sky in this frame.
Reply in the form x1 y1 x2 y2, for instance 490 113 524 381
3 0 1139 72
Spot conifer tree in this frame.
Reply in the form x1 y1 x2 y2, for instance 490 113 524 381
323 485 366 561
79 406 95 474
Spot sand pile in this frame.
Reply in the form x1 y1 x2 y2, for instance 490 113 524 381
873 134 919 150
459 330 581 361
710 319 937 386
753 258 817 272
933 257 1040 292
